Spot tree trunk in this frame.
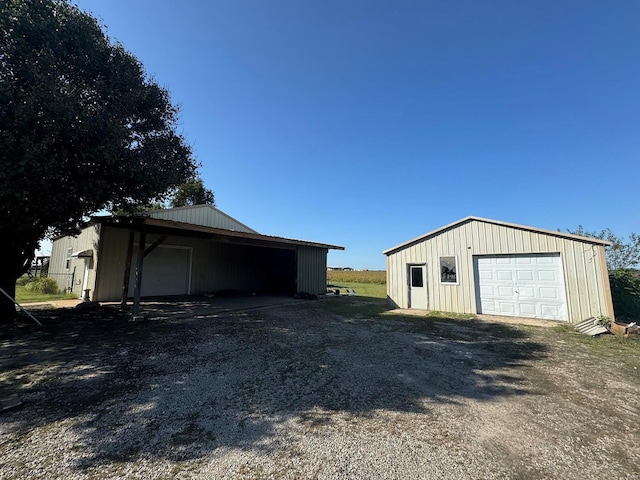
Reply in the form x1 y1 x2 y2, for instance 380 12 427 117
0 241 34 323
0 270 19 322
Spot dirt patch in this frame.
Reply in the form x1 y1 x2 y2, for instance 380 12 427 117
1 299 639 479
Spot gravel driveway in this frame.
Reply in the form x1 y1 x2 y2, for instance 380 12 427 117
1 298 639 479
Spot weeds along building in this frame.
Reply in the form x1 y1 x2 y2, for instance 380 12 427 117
384 216 614 323
49 205 343 302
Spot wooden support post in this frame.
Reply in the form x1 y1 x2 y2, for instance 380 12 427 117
120 231 135 310
132 231 146 320
144 235 168 257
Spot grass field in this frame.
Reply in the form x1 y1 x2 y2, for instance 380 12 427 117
14 275 76 304
326 270 386 299
15 285 76 304
327 269 386 284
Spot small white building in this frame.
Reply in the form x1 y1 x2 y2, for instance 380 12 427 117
384 216 614 323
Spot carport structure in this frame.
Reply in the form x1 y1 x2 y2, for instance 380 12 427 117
49 206 343 315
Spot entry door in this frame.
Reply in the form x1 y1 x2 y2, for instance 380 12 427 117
409 264 427 309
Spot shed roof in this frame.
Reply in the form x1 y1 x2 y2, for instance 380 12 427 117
383 216 612 255
96 216 344 251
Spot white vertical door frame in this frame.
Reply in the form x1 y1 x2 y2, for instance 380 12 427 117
81 261 90 299
408 263 428 309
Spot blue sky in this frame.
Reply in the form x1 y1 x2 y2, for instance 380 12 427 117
57 0 639 270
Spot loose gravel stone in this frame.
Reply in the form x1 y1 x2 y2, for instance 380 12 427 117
1 299 639 479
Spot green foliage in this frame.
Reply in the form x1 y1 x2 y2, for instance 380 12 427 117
15 275 32 286
112 201 167 216
327 270 386 284
566 226 640 270
170 177 215 208
15 284 76 303
609 269 640 320
595 314 611 327
24 277 59 294
0 0 198 315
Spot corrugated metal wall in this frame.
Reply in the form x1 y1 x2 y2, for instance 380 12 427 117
386 219 613 323
49 225 101 298
94 226 302 301
149 206 256 233
297 246 328 294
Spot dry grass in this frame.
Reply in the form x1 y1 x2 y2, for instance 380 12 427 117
326 269 386 284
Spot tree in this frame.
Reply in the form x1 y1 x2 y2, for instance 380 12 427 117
608 269 640 320
0 0 198 320
567 227 640 319
567 226 640 270
170 177 215 208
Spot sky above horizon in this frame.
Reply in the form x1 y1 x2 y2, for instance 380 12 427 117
47 0 639 269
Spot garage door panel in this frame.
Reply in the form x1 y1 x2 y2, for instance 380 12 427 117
480 285 495 295
475 253 568 321
539 287 561 299
519 303 537 316
497 270 513 280
498 302 516 315
498 286 514 297
518 287 535 298
128 246 191 297
481 300 497 313
538 270 558 281
536 256 555 264
516 271 534 281
541 304 561 317
479 270 494 280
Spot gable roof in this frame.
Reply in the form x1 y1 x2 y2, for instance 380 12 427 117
97 216 344 251
383 216 612 255
148 205 257 233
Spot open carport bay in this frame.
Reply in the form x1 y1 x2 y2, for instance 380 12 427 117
1 298 639 479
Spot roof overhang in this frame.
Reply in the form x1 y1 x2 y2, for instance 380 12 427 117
94 216 345 251
383 216 612 256
71 249 93 258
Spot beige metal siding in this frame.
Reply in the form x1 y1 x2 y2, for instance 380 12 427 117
49 225 101 299
95 226 300 301
386 219 613 323
93 226 131 301
149 205 256 233
297 246 327 294
95 227 219 301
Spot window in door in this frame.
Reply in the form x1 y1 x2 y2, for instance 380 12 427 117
411 266 424 287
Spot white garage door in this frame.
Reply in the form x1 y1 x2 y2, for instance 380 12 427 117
474 253 568 321
128 246 191 297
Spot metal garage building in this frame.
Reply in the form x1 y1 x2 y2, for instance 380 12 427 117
49 205 343 303
384 216 614 323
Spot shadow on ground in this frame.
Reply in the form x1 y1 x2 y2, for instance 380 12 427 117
0 296 547 471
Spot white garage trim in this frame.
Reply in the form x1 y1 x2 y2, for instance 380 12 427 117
474 253 568 321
